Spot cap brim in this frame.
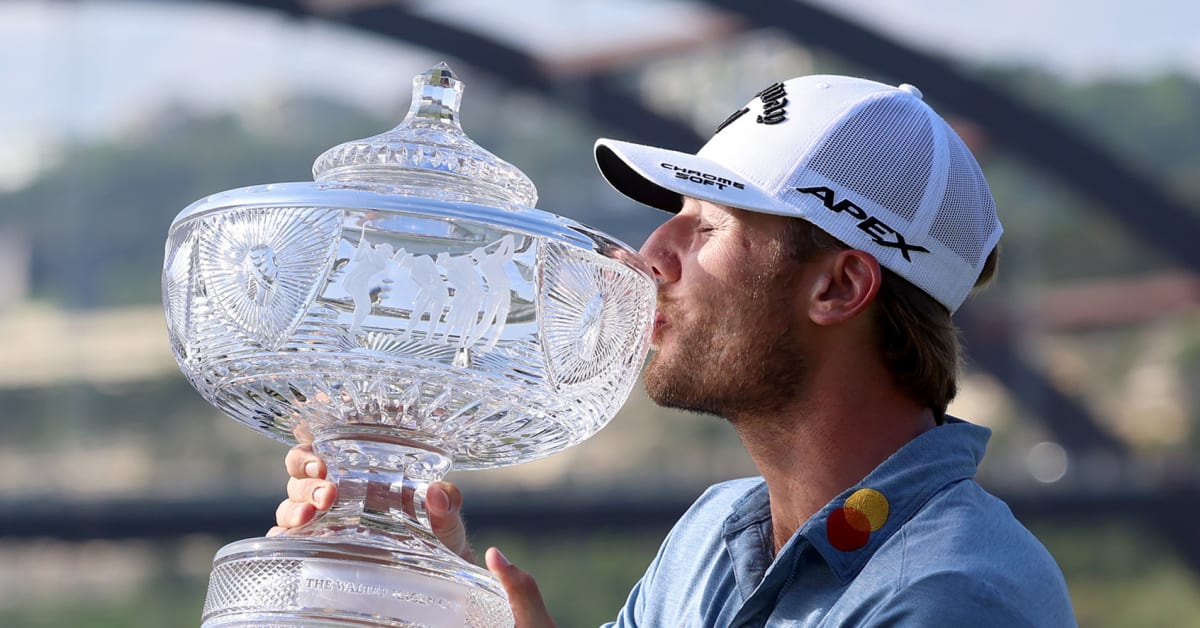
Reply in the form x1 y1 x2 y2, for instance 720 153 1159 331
594 138 791 215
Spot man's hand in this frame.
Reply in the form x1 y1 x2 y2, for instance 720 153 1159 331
269 445 557 627
268 443 475 564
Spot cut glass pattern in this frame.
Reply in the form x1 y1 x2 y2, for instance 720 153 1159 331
197 207 342 350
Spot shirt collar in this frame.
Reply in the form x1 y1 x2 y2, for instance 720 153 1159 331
722 478 776 596
798 417 990 582
721 417 990 586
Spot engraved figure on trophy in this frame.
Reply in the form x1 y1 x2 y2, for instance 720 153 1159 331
245 243 279 306
471 235 515 352
436 250 484 349
346 230 398 336
402 250 447 344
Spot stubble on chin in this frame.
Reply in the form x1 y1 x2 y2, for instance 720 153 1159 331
643 280 805 421
643 316 803 421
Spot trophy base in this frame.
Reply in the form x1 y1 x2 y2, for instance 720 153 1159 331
202 536 513 628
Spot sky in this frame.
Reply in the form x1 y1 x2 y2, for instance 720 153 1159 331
807 0 1200 80
1 0 1198 189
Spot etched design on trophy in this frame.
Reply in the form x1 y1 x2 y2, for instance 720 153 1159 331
344 231 515 352
198 206 342 350
471 236 514 352
540 241 654 389
403 252 446 344
438 249 483 347
163 224 196 358
345 232 399 336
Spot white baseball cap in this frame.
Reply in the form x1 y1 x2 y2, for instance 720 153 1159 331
594 74 1001 313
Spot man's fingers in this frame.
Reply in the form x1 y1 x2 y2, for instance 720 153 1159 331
427 482 473 563
276 454 472 564
271 445 332 536
485 547 555 628
428 481 463 515
287 476 335 508
274 499 316 529
285 444 325 479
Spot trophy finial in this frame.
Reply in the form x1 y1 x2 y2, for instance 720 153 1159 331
428 61 456 85
310 62 538 208
410 62 464 125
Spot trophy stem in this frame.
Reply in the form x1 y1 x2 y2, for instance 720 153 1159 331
305 433 452 547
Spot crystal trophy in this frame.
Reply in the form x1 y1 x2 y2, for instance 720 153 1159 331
162 64 656 627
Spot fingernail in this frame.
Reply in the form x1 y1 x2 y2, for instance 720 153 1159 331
428 486 450 513
305 461 320 477
314 486 328 503
492 548 510 568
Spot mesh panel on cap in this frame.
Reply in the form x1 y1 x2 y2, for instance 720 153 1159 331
929 129 997 268
806 96 934 223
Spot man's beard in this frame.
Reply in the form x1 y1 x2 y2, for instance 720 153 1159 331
643 288 805 421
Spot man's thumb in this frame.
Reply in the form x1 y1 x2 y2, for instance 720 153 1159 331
485 547 555 628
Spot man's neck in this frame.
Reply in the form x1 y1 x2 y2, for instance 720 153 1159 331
729 376 936 554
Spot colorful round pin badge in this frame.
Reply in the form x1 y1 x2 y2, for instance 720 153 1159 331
826 488 890 552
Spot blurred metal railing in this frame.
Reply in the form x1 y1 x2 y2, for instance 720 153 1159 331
3 488 1199 577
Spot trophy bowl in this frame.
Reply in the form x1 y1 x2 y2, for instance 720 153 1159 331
163 64 656 627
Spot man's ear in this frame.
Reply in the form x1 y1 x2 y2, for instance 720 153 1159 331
807 249 881 326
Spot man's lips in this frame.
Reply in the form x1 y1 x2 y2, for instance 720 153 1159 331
652 303 671 342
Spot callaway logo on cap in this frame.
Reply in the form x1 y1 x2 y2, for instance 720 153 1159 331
594 75 1002 314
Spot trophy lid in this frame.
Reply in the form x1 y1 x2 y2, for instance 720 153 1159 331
312 63 538 208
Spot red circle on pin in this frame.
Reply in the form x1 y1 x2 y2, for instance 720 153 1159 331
826 507 870 551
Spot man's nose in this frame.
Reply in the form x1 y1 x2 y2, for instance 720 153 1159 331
639 220 683 285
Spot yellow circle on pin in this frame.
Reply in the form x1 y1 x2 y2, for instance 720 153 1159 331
844 488 889 532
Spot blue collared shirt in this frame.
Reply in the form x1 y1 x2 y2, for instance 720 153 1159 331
605 419 1076 627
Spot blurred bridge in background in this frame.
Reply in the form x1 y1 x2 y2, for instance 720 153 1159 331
4 0 1200 596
